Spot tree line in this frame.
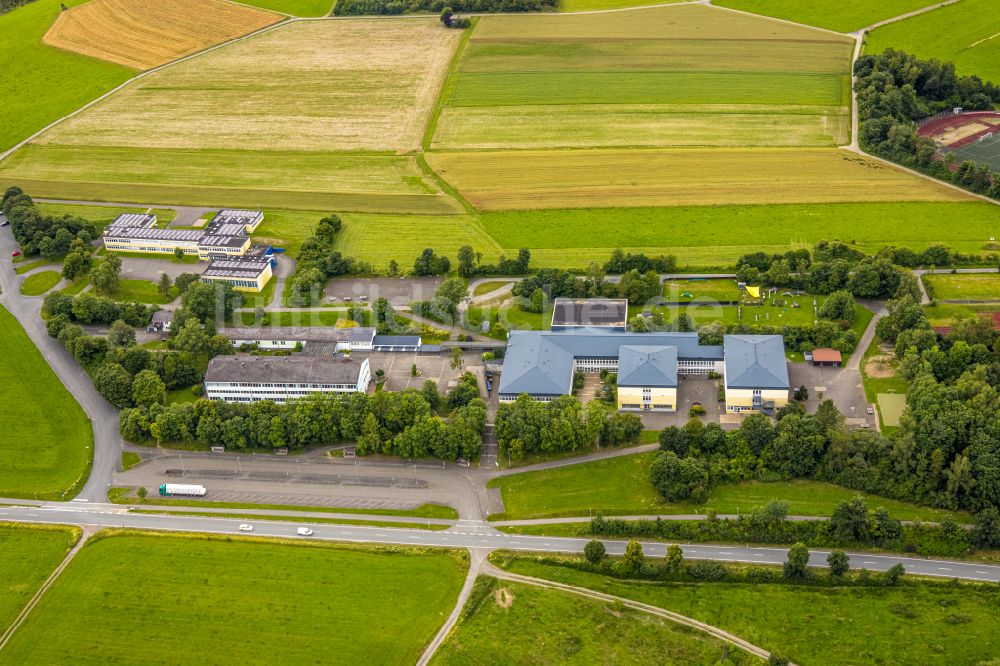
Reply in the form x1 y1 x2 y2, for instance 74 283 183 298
856 49 1000 201
3 188 99 260
288 215 371 306
120 380 485 460
334 0 554 16
496 394 644 461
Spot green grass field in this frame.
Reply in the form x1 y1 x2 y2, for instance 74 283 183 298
488 453 965 522
924 301 1000 326
663 279 741 303
499 557 1000 666
433 578 760 665
558 0 684 11
472 280 513 297
108 279 177 304
0 533 467 664
238 0 333 15
923 272 1000 301
0 145 459 214
434 4 851 151
0 0 133 153
19 270 61 296
478 202 999 268
0 524 79 634
0 305 92 500
35 203 177 230
865 0 1000 81
714 0 941 33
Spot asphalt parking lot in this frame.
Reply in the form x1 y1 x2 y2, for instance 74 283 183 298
360 350 482 393
325 276 443 307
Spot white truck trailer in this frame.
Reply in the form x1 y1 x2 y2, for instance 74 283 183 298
159 483 207 497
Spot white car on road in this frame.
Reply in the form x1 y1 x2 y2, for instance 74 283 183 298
238 524 253 532
296 527 314 536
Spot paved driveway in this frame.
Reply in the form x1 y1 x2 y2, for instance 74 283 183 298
788 362 875 427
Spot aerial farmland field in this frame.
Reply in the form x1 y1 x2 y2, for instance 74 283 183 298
43 0 283 70
432 4 853 151
865 0 1000 82
713 0 942 33
1 19 463 213
427 148 971 210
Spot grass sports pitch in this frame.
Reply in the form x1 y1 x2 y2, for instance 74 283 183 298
923 273 1000 301
953 131 1000 172
0 533 467 664
877 392 907 427
0 305 92 500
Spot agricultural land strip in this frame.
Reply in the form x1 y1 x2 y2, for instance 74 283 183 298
432 4 854 151
712 0 943 34
0 533 467 664
427 148 973 210
0 0 133 153
865 0 1000 82
0 305 93 500
43 0 284 70
0 525 80 636
2 20 464 214
922 272 1000 301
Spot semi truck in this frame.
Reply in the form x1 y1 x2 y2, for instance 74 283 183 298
159 483 207 497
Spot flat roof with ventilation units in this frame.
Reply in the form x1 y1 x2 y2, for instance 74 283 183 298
201 258 270 279
107 213 157 229
103 226 203 241
551 298 629 331
208 209 264 233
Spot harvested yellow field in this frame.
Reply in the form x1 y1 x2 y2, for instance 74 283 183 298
43 0 283 70
427 148 973 210
37 19 462 152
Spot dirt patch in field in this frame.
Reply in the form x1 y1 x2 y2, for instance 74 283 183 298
865 354 896 379
495 588 514 608
43 0 283 70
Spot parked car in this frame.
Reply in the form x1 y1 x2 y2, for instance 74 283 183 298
10 250 20 258
238 524 253 532
296 527 313 536
0 217 8 227
866 406 875 415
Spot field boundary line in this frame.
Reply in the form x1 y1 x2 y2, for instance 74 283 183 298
482 561 786 663
859 0 964 33
0 528 91 651
705 0 852 40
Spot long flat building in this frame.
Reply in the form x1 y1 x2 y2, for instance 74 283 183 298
201 258 272 292
205 355 371 403
218 326 376 351
498 330 788 413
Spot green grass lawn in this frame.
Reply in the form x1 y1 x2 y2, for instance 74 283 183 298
714 0 940 33
924 301 1000 326
0 305 92 500
60 278 90 295
108 279 177 304
237 0 333 15
877 393 908 427
0 532 467 664
663 278 740 303
19 270 61 296
0 524 79 634
865 0 1000 81
472 280 513 297
35 203 177 230
479 202 1000 269
498 557 1000 666
432 578 760 665
121 451 141 472
923 272 1000 301
165 387 202 405
13 258 49 275
0 0 133 153
488 453 965 522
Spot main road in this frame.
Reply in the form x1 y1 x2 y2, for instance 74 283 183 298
2 503 999 583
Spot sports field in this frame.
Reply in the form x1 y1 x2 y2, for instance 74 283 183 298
923 273 1000 301
433 579 758 665
428 148 971 210
0 0 132 153
0 306 92 500
865 0 1000 82
4 19 463 213
877 393 907 427
0 533 467 664
0 525 80 633
953 131 1000 172
43 0 283 70
433 4 852 151
714 0 941 33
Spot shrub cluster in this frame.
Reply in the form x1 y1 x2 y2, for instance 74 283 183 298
2 188 99 259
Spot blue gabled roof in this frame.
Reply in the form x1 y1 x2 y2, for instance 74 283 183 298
723 335 789 390
617 346 678 388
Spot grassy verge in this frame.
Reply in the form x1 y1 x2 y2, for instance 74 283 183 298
120 451 141 472
130 509 451 530
108 279 178 304
0 305 92 500
494 554 1000 666
106 488 458 519
0 523 80 634
0 531 467 664
19 270 61 295
488 453 966 523
431 577 762 665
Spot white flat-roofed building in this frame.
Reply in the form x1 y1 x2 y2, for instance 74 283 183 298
218 326 376 351
210 209 264 233
205 356 370 404
102 226 203 255
200 258 272 292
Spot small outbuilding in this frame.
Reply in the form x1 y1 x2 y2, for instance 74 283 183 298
551 298 628 331
810 348 842 367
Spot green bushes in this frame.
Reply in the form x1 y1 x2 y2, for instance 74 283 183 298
2 188 99 260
